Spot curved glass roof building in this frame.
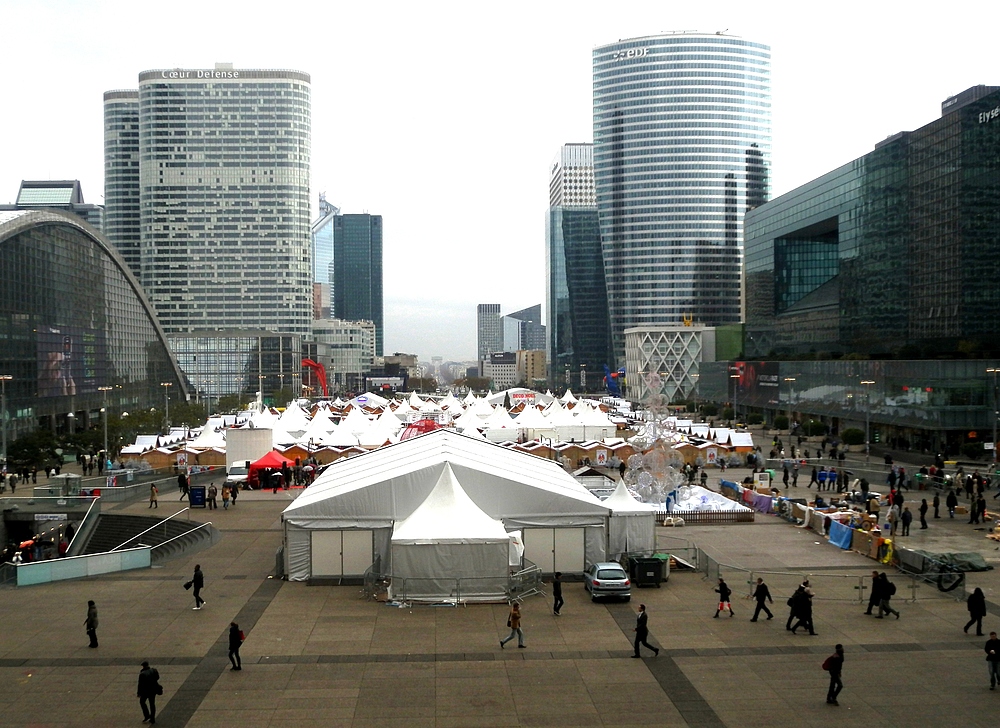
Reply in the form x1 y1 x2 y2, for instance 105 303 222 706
0 210 187 437
593 32 771 359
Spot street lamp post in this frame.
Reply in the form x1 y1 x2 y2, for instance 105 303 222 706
783 377 796 428
988 368 1000 468
98 385 113 469
0 375 12 470
730 370 740 427
160 382 172 430
861 379 875 463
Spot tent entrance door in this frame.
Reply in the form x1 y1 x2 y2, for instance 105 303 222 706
311 530 374 577
523 527 585 574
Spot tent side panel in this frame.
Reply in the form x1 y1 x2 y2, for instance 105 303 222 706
554 528 585 573
390 542 509 600
342 530 374 574
284 524 312 582
311 531 343 577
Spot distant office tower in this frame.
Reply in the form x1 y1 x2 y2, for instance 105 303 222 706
477 303 502 361
1 180 104 232
311 194 340 319
332 213 383 355
505 305 546 352
104 64 313 337
546 143 613 385
103 90 140 277
593 33 771 359
549 143 597 207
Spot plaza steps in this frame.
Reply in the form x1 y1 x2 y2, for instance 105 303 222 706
81 513 220 563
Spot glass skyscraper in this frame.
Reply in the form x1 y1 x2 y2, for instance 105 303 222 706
311 194 339 319
546 143 612 385
332 213 383 355
105 65 313 338
593 33 771 360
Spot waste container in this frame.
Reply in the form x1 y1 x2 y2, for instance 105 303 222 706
628 557 664 588
189 485 207 508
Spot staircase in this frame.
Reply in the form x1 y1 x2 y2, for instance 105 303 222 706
81 514 220 563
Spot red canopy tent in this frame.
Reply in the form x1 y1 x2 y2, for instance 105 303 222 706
248 450 295 488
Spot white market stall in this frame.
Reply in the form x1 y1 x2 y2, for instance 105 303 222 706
281 430 611 582
604 480 658 560
389 463 510 601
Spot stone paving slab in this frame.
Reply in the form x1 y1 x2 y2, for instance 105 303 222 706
4 481 1000 727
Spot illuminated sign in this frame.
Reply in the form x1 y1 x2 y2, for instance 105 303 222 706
612 48 649 61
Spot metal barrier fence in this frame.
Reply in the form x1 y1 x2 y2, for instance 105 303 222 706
663 510 755 525
362 560 545 605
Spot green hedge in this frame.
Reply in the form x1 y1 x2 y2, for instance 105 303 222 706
747 413 764 425
773 415 789 430
841 428 865 446
805 420 828 437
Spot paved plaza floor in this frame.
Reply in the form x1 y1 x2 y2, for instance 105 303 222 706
2 468 1000 727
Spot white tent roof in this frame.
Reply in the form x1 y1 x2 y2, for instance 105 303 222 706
349 392 389 409
512 405 549 430
391 463 508 543
729 432 754 447
462 390 477 405
452 408 485 432
468 396 495 419
277 404 311 433
439 391 462 410
483 405 517 429
604 479 658 514
561 389 578 403
283 429 610 527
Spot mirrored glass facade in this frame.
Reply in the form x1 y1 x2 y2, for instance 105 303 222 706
332 214 383 356
593 33 771 360
0 211 186 437
103 90 141 278
745 87 1000 357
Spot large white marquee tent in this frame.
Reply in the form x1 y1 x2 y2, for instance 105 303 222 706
281 430 615 584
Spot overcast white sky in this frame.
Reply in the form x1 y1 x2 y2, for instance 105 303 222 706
1 0 996 361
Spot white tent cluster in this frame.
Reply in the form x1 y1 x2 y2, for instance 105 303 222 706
281 429 658 601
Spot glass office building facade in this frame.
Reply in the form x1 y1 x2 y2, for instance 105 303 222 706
0 210 186 438
310 194 339 319
745 86 1000 357
332 213 383 356
103 90 141 278
593 33 771 360
105 67 313 338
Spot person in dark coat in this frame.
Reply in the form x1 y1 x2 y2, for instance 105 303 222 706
933 492 941 519
876 573 900 619
750 577 774 621
865 571 882 616
551 572 564 616
631 604 659 657
191 564 205 610
85 600 99 648
986 632 1000 690
714 577 734 618
946 489 958 518
900 507 913 536
919 499 928 529
228 622 243 670
791 580 817 635
965 587 987 636
825 644 845 705
177 471 189 501
137 661 160 724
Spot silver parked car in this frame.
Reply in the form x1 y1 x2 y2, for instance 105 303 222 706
583 562 631 601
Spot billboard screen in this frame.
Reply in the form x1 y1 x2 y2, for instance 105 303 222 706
37 326 106 397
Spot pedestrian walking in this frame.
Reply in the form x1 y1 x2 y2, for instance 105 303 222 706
876 573 900 619
714 577 735 618
207 483 217 510
750 577 774 621
792 463 799 487
228 622 243 670
791 580 817 635
865 570 882 615
823 644 845 705
222 484 231 510
230 482 238 506
946 489 958 518
919 499 928 529
631 603 659 657
149 484 158 509
933 492 941 519
178 471 189 501
551 572 563 616
85 600 99 648
188 564 205 610
809 467 818 488
986 632 1000 690
966 588 987 636
137 661 161 724
500 602 525 649
901 507 912 536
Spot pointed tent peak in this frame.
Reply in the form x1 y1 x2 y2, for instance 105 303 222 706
408 391 425 407
561 389 577 403
462 390 477 405
605 479 658 513
391 462 508 542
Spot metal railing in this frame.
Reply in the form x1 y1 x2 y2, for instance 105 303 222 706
109 508 189 551
148 521 215 553
361 560 545 606
67 496 101 556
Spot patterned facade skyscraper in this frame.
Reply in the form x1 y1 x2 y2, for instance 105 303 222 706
593 33 771 360
104 65 313 337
